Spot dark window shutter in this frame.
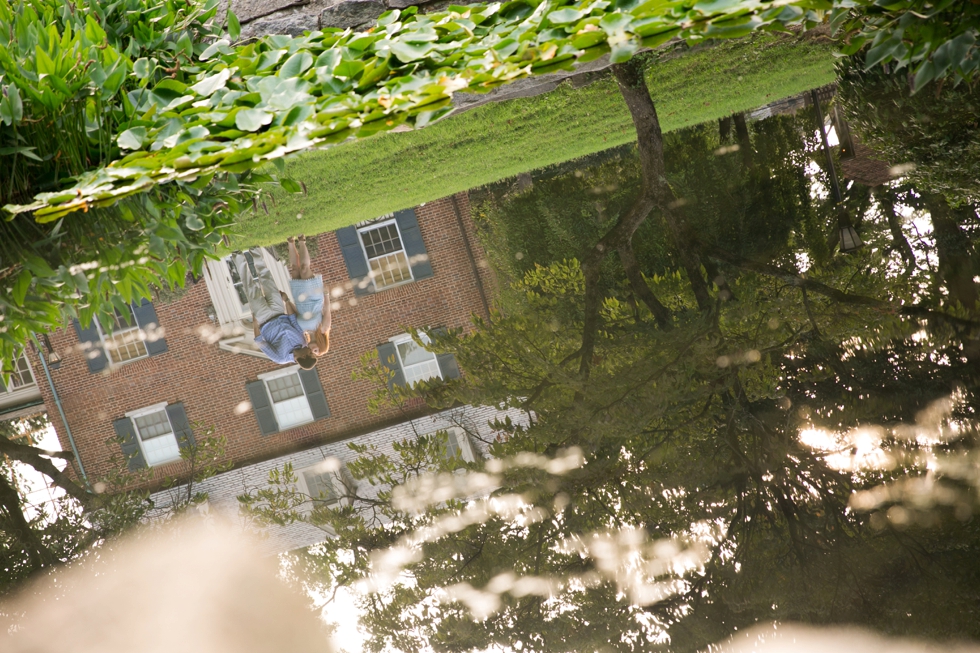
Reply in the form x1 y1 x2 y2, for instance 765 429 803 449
132 299 168 356
298 368 331 421
166 402 195 452
114 417 147 471
430 328 461 380
394 208 433 280
436 352 461 380
336 226 374 297
246 380 279 435
72 318 107 373
376 342 405 389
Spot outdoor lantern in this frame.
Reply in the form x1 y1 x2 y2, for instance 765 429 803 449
837 213 864 253
41 333 61 369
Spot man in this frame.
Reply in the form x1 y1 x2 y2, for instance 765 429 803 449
234 248 317 369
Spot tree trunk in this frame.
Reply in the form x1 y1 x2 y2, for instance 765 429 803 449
924 194 979 314
733 112 753 169
719 116 732 141
874 187 915 273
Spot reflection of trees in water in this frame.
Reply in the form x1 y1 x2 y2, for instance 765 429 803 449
240 61 980 653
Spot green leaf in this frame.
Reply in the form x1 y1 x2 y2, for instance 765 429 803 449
280 178 302 193
22 253 55 277
227 10 241 41
185 215 206 230
548 8 584 24
118 127 147 150
334 60 366 78
912 60 936 92
35 46 56 77
134 58 153 79
13 269 32 306
257 49 287 71
315 49 342 72
609 37 638 62
0 146 42 161
390 41 435 63
177 32 194 59
201 39 232 61
190 67 233 97
279 51 314 78
155 78 189 94
235 108 273 131
3 85 22 122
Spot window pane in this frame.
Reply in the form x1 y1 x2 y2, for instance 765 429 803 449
134 410 172 440
397 339 435 367
267 373 305 403
133 410 181 466
106 329 148 363
403 359 442 385
445 430 461 459
111 306 137 330
8 353 34 389
225 257 249 308
103 305 148 364
303 471 339 503
369 252 412 289
273 396 314 429
360 223 403 259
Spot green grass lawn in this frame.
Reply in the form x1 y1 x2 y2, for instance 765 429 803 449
236 34 836 246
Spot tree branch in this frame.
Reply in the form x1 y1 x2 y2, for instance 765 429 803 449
0 437 100 511
618 241 672 329
0 472 57 571
704 244 980 332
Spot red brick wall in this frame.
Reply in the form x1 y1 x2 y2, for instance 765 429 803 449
36 193 493 487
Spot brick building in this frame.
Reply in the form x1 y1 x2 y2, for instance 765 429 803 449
7 193 504 549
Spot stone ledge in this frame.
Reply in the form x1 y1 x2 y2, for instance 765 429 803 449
318 0 385 30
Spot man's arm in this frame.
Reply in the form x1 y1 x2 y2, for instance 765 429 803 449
281 292 297 316
252 313 261 338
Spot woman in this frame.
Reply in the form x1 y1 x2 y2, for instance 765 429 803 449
286 235 331 356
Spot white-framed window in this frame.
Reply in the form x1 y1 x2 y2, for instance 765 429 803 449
440 427 476 463
258 366 314 430
98 305 148 365
3 352 36 392
126 403 181 467
390 332 442 386
225 255 252 319
203 249 292 331
358 219 414 290
296 461 354 507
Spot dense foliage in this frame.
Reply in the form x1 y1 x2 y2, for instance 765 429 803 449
836 61 980 207
6 0 980 221
0 0 269 376
0 414 230 596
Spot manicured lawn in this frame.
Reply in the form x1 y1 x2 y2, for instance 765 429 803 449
235 34 836 246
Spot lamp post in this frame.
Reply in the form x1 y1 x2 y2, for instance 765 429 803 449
811 89 863 253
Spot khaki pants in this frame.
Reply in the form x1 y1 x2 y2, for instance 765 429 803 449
234 248 284 327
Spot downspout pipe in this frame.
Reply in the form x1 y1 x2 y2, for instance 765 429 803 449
31 333 88 485
449 194 492 320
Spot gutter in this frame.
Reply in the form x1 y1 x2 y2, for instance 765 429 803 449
449 194 492 320
31 333 88 485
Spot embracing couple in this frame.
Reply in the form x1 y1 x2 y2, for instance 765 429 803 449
234 235 331 368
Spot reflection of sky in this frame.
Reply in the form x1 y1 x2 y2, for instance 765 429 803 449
16 425 68 521
321 585 367 653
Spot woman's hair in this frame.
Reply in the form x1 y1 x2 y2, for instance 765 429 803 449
313 329 329 356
